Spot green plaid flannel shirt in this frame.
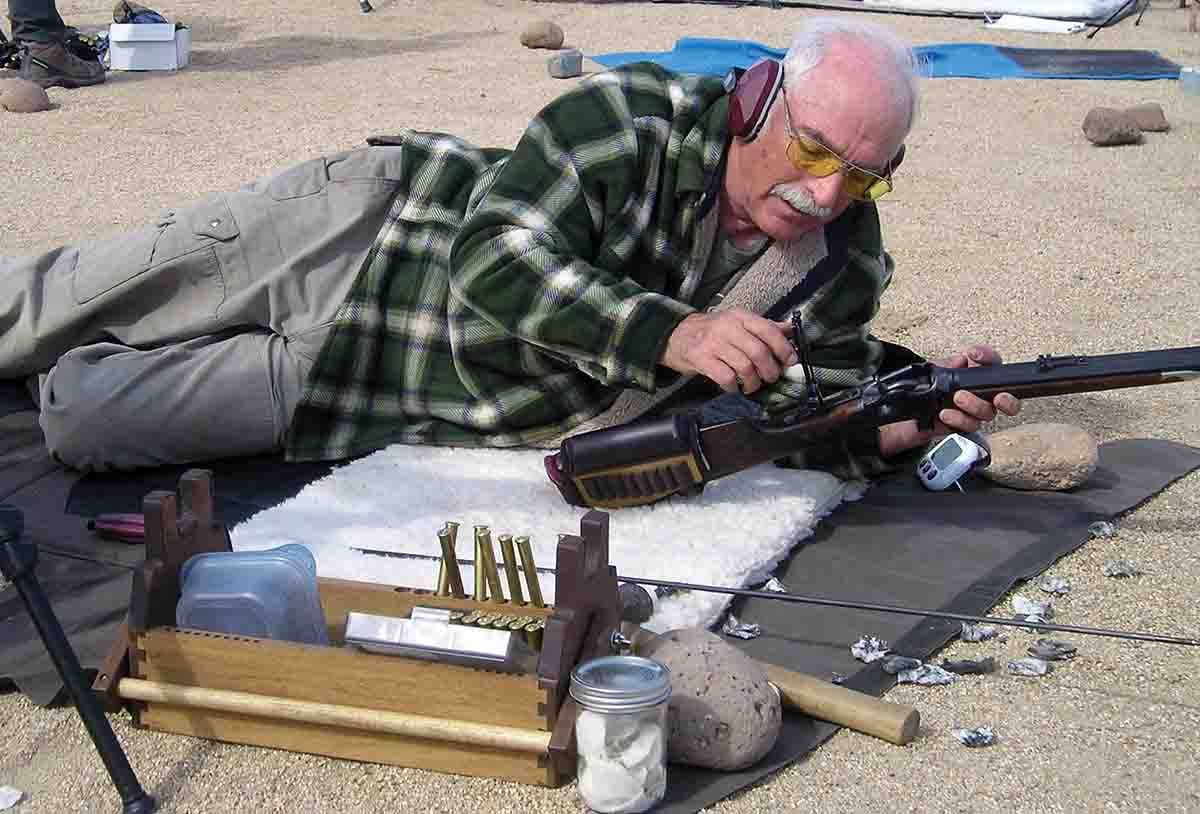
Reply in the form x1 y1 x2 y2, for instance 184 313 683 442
284 63 895 469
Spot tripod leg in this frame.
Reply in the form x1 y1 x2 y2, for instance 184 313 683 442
0 507 156 814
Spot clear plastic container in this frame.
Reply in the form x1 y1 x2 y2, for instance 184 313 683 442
570 656 671 814
176 544 329 645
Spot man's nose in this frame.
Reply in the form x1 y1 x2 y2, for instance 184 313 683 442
808 172 847 210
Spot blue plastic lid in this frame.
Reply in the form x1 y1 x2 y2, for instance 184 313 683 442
177 543 328 645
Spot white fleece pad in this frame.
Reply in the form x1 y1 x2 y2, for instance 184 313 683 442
230 446 853 632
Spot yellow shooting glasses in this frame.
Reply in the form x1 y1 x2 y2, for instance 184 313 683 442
780 88 897 202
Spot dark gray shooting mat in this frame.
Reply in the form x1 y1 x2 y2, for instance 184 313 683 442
1 398 1197 811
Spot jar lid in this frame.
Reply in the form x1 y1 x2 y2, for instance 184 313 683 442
569 655 671 712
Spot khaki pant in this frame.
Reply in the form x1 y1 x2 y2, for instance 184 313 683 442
0 146 408 470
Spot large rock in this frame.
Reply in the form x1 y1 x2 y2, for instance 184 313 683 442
980 423 1099 491
1 79 52 113
519 20 564 49
637 628 781 771
1081 107 1142 146
1123 103 1169 132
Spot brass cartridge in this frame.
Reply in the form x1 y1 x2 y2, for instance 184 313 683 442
472 537 489 603
515 536 544 608
498 534 525 606
475 526 506 602
437 522 465 598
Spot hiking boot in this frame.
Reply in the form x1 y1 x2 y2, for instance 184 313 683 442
18 40 106 89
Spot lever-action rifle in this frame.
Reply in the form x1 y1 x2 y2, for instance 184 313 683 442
545 324 1200 509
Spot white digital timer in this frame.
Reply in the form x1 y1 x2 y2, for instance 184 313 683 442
916 433 990 492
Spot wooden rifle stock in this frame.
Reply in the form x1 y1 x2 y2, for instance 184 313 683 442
545 346 1200 508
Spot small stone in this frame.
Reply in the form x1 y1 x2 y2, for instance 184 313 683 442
1 79 52 113
547 48 583 80
1123 102 1168 132
638 628 782 770
1082 107 1143 146
1089 520 1117 539
980 423 1099 491
519 20 564 49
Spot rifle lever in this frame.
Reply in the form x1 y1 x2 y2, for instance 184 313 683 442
790 312 825 408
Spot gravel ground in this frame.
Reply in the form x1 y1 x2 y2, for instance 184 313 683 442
2 1 1198 812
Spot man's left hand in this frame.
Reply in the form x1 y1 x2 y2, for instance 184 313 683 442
878 344 1021 458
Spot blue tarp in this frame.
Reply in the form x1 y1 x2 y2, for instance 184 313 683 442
590 38 1181 80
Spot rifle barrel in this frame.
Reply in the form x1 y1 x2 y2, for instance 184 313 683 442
941 346 1200 403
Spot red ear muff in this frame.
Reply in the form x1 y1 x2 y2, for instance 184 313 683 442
728 58 784 142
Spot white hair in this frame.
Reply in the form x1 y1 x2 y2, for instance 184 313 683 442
780 16 921 135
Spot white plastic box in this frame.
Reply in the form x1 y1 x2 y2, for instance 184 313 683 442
107 22 191 71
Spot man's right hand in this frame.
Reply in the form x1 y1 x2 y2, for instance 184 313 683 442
661 310 799 394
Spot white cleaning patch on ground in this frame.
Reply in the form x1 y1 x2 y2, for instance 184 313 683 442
231 445 851 631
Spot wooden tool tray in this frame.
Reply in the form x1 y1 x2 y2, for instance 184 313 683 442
92 470 623 787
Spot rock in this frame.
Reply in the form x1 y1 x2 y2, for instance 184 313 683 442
1081 107 1142 146
1123 103 1169 132
979 423 1099 491
637 628 781 771
519 20 564 50
1 79 52 113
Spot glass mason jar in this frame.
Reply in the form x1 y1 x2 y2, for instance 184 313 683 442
569 655 671 813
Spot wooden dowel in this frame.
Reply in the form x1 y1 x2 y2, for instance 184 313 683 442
762 664 920 746
117 678 552 754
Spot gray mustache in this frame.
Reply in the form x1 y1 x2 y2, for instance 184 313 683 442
769 184 833 219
